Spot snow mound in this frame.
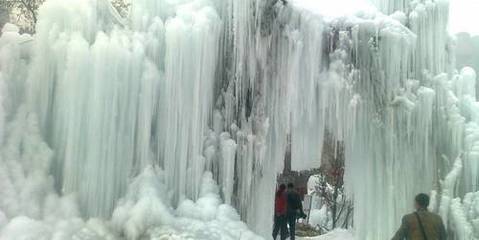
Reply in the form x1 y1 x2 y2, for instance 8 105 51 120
113 168 262 240
0 163 262 240
309 206 329 229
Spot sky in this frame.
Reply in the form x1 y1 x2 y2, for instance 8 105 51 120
449 0 479 35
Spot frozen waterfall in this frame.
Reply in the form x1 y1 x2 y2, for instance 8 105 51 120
0 0 478 239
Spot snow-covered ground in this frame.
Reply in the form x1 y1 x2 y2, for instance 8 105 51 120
298 230 354 240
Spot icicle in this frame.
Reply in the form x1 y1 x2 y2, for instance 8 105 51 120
219 132 237 205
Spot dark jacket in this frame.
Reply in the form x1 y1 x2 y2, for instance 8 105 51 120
392 209 447 240
286 190 303 216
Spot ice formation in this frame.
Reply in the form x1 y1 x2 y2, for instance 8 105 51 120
0 0 479 239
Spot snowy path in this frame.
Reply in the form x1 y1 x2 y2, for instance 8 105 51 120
297 230 354 240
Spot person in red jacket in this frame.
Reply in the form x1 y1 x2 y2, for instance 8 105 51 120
273 184 288 240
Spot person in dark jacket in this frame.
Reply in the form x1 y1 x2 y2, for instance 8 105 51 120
391 193 447 240
273 184 288 240
286 183 306 240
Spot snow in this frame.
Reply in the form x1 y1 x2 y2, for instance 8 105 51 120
298 229 354 240
111 168 261 240
0 163 261 240
1 23 19 33
309 206 329 229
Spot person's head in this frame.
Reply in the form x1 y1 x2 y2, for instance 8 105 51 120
276 184 286 197
287 183 294 189
415 193 430 210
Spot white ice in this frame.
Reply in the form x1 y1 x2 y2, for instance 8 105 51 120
1 0 478 239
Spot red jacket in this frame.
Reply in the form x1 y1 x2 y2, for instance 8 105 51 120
275 190 287 216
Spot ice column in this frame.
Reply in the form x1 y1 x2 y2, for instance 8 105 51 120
24 0 222 218
214 0 331 235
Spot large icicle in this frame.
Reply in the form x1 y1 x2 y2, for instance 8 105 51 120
22 0 223 218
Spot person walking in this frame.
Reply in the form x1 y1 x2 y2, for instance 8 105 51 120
392 193 447 240
286 183 306 240
272 184 288 240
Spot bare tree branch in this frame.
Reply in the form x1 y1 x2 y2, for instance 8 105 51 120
314 131 353 233
0 0 129 33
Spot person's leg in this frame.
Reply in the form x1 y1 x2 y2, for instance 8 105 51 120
279 216 288 240
288 215 296 240
272 216 280 239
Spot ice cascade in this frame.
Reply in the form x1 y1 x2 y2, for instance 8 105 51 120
0 0 479 239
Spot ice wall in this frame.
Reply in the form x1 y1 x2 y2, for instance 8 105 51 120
333 0 456 238
338 0 479 239
25 0 223 218
268 0 478 239
0 0 262 239
0 0 333 236
216 0 332 234
0 17 261 240
214 0 446 237
1 0 478 239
